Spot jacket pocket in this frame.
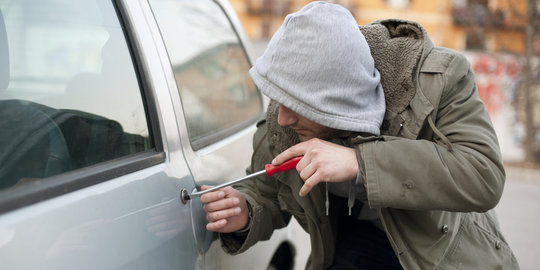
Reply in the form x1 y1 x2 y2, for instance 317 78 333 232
441 212 517 270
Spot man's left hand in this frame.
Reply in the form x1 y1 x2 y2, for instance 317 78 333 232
272 138 358 196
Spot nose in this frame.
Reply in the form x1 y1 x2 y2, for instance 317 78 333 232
277 105 297 126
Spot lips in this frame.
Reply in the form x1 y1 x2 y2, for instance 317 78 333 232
292 127 307 134
289 125 311 139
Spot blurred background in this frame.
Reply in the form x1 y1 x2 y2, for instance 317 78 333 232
232 0 540 166
230 0 540 269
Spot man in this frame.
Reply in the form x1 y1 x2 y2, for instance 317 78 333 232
201 1 519 269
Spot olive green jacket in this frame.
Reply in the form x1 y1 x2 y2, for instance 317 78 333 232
221 19 519 270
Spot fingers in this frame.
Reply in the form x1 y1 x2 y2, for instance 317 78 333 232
299 171 325 197
200 187 238 216
199 186 225 204
274 138 359 197
206 219 227 231
200 186 249 233
272 139 317 165
200 186 237 204
297 156 328 196
203 196 240 213
202 187 242 222
272 138 329 165
297 155 315 180
206 206 241 223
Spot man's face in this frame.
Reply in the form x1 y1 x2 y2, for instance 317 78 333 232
277 104 348 141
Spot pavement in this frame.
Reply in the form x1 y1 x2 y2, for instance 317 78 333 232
495 166 540 270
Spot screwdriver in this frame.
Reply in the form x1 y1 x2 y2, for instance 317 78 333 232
183 156 302 201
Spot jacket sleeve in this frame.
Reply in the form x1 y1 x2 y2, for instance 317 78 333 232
362 52 505 212
220 122 291 254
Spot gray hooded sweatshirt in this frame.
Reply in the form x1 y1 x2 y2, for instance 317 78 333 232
249 1 385 135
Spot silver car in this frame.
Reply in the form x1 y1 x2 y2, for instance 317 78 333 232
0 0 307 269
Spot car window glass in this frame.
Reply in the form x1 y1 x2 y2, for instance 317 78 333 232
148 0 262 149
0 0 151 190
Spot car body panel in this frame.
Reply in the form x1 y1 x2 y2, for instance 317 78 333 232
0 165 199 269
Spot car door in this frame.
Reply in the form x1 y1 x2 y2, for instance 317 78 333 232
142 0 287 269
0 0 201 269
119 1 307 269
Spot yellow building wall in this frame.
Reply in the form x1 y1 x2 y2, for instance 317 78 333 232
230 0 528 53
353 0 453 48
492 30 526 53
494 0 528 28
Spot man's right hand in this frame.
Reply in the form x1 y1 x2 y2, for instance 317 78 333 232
200 185 250 233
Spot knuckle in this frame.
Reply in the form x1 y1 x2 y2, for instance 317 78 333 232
208 212 222 222
227 198 238 207
221 200 232 209
299 169 308 180
201 192 217 202
206 202 217 212
311 157 322 167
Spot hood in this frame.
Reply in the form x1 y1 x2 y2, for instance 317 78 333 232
251 1 385 135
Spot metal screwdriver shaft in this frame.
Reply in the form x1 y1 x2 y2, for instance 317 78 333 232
183 156 302 201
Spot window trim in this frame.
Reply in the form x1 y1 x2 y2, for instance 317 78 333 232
191 113 263 150
179 0 265 150
115 0 163 154
0 151 165 213
0 0 166 214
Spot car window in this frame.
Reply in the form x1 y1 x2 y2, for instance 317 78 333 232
148 0 263 150
0 0 152 191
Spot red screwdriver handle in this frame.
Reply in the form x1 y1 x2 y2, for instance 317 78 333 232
265 156 303 177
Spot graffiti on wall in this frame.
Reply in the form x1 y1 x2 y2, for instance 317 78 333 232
467 53 521 118
465 52 525 161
